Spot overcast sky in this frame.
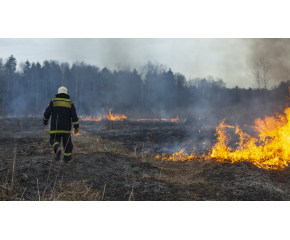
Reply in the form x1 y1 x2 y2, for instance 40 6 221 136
0 38 256 88
1 0 290 91
0 38 254 87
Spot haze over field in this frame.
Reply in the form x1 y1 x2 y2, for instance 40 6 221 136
1 38 290 88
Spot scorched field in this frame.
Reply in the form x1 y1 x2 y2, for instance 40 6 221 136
1 113 290 201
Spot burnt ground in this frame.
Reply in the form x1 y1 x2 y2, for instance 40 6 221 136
1 117 290 201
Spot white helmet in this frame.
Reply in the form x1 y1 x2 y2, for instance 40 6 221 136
58 86 68 94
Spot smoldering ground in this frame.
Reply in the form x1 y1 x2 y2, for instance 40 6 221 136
2 117 290 201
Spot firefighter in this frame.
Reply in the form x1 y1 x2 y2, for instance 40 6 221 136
43 86 79 163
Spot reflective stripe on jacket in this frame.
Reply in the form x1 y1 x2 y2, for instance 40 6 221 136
43 93 79 134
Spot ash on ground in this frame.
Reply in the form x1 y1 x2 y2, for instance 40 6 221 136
1 117 290 201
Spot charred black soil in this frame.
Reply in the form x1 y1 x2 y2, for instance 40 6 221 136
1 117 290 201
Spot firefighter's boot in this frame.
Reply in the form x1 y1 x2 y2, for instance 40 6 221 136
63 154 71 164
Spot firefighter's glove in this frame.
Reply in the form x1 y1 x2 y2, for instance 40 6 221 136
43 121 48 126
74 128 79 134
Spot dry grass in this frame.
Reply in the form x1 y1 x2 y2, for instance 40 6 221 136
0 182 12 200
144 157 225 188
0 148 24 200
0 135 103 201
0 130 225 201
1 178 101 201
140 156 227 200
0 177 26 201
74 134 136 157
75 134 226 190
45 180 101 201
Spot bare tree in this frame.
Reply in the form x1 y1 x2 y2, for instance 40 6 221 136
251 52 272 112
260 53 271 101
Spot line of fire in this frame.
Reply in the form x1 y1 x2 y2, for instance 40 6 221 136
76 99 290 170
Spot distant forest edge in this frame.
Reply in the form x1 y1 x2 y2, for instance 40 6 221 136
0 55 289 126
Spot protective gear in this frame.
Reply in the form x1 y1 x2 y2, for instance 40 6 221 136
43 93 79 133
62 158 71 164
74 128 79 134
57 86 68 94
44 91 79 162
43 121 48 126
50 134 73 162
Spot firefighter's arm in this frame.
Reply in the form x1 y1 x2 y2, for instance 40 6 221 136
71 103 79 131
43 101 53 125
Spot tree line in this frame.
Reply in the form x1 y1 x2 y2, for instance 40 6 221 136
0 55 289 126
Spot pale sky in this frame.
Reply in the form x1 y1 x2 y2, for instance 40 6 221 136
0 38 255 88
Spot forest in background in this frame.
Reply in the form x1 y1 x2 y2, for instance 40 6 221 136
0 55 289 127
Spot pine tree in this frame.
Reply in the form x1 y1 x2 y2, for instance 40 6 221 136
4 55 17 95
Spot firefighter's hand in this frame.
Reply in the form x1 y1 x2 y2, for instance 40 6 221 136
74 128 79 134
43 121 48 126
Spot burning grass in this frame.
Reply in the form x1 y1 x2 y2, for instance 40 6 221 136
79 109 127 122
155 107 290 170
79 109 181 123
3 115 290 201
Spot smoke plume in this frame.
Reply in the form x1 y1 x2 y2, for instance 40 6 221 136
248 39 290 84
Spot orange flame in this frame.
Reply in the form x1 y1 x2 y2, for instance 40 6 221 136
105 110 127 121
80 112 179 122
79 110 127 122
170 116 179 122
71 130 82 136
156 107 290 170
209 110 290 170
155 149 198 161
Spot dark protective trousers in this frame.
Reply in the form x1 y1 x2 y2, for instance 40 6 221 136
50 134 73 161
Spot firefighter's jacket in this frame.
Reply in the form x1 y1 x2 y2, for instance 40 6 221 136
43 93 79 135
